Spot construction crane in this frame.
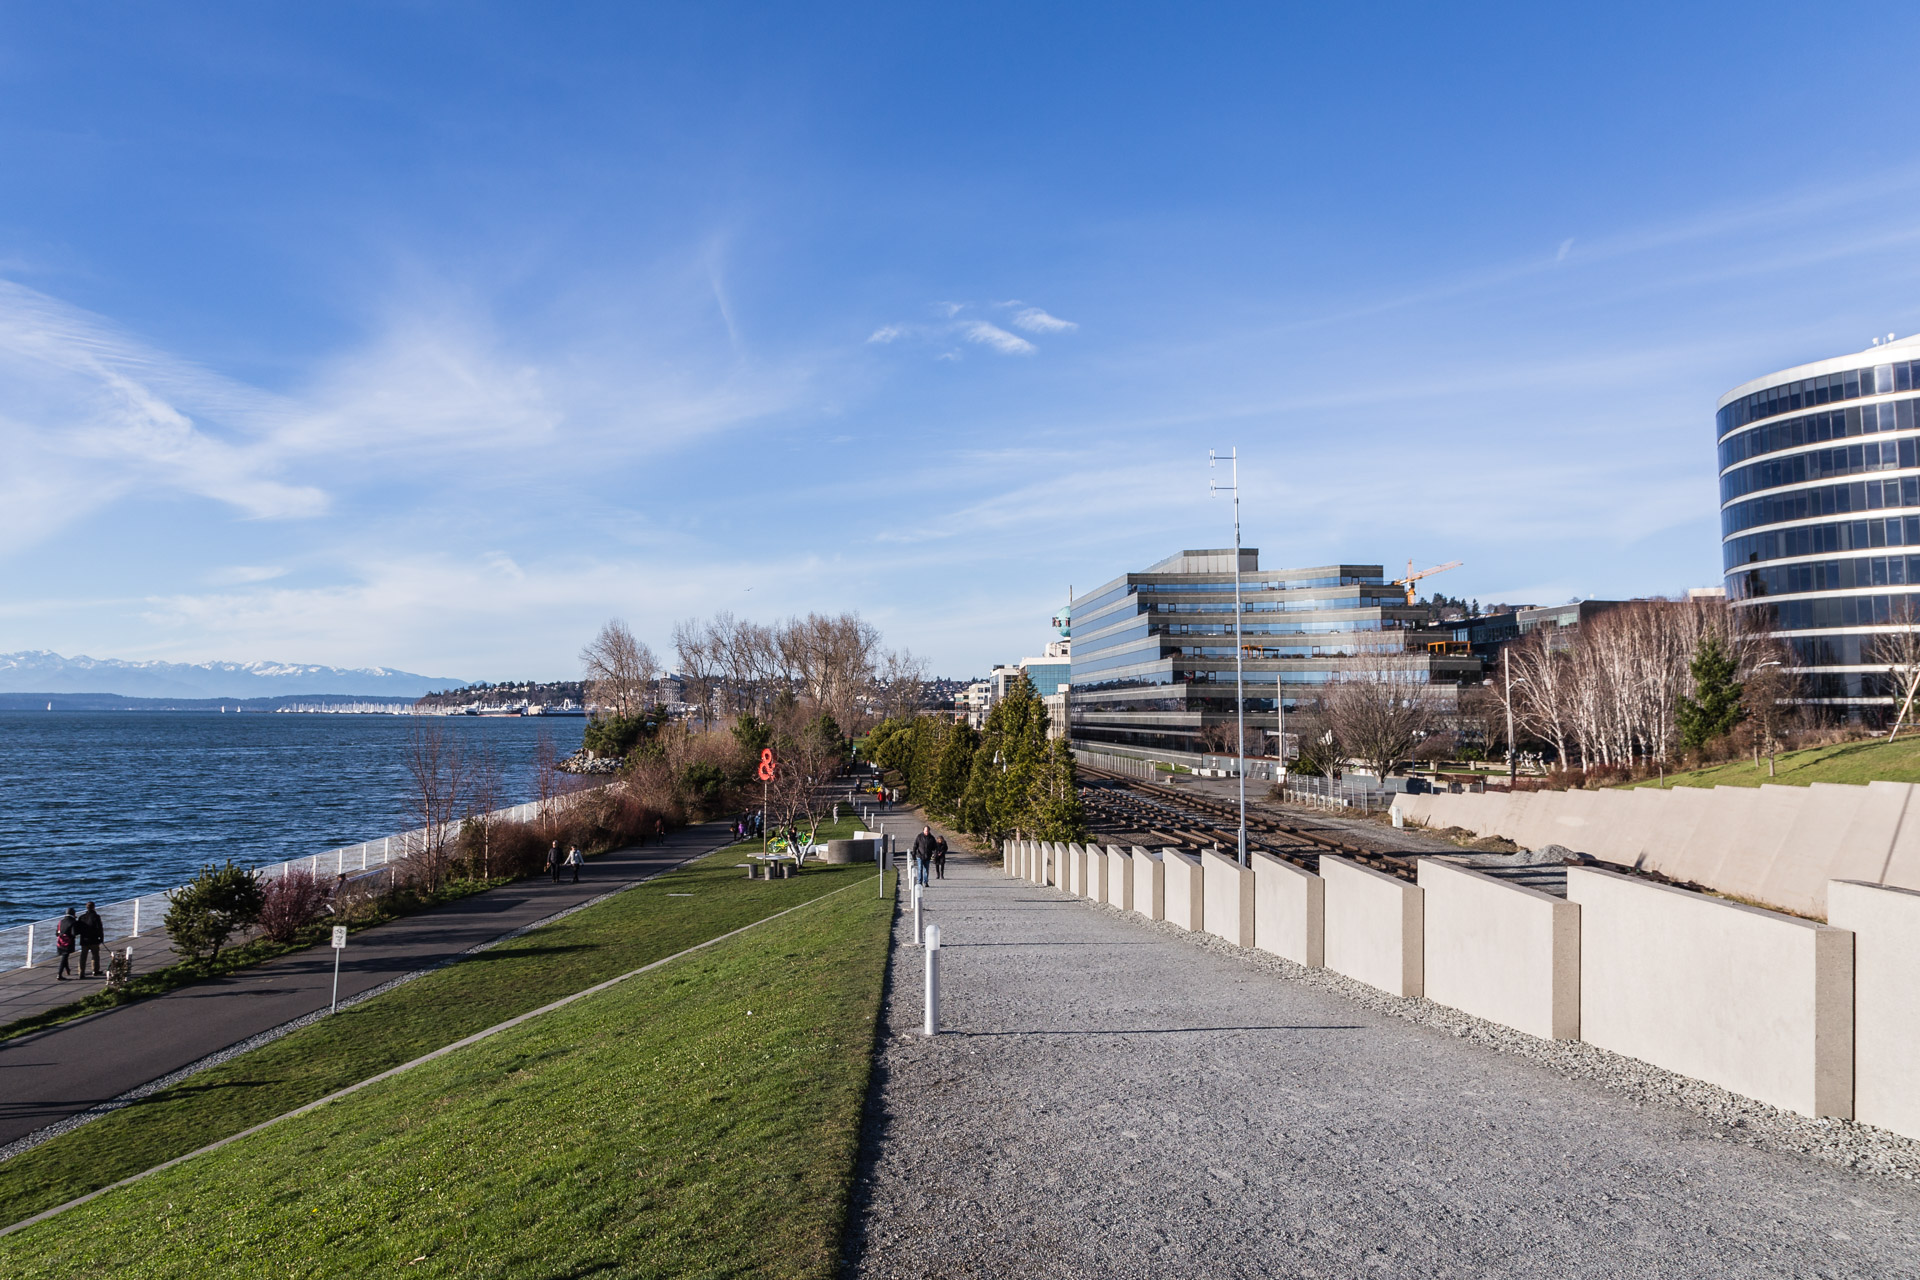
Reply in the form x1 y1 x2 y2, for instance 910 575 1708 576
1394 559 1463 606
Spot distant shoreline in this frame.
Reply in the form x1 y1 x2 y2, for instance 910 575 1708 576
0 693 418 713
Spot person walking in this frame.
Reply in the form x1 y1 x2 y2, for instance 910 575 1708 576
77 901 105 978
54 907 77 980
565 845 582 884
933 835 948 881
545 841 562 883
911 826 935 888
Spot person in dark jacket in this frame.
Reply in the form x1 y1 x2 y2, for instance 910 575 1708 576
545 841 562 883
77 902 105 978
910 827 935 887
933 836 948 880
54 907 77 979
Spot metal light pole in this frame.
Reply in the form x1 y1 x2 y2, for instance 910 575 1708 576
1504 647 1516 785
1211 448 1248 865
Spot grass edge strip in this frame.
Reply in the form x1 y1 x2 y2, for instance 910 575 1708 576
0 867 887 1241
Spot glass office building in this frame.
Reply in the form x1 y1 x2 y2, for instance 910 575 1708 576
1721 336 1920 706
1069 549 1482 757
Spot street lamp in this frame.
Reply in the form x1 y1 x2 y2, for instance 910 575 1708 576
1210 448 1248 866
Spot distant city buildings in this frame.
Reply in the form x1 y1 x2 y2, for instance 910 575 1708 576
1068 549 1480 759
959 609 1075 733
1721 335 1920 707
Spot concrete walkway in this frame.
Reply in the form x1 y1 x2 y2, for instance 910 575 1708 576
0 824 730 1148
844 846 1920 1279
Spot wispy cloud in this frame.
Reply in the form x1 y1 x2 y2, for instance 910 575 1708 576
869 300 1075 359
959 321 1035 356
205 565 289 585
1556 238 1575 262
0 280 328 553
1010 306 1077 334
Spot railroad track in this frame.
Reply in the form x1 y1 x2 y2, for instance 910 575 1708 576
1075 763 1421 881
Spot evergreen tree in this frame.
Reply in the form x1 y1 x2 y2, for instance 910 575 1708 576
1677 634 1745 750
928 721 978 819
961 673 1052 841
1027 736 1088 841
909 715 942 803
165 861 267 963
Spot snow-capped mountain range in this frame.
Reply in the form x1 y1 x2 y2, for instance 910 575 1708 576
0 651 463 699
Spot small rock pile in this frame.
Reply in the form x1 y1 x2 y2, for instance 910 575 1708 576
557 751 623 775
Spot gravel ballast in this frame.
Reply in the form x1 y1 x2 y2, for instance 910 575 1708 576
844 849 1920 1279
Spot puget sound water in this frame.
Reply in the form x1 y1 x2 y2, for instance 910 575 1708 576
0 711 586 929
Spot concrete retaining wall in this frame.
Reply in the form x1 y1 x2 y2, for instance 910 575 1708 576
1392 781 1920 918
1200 848 1254 948
1250 851 1322 967
1567 866 1853 1118
1106 846 1133 912
1086 844 1110 904
1828 880 1920 1139
1321 856 1423 998
1163 848 1203 932
1418 859 1579 1041
1131 847 1164 921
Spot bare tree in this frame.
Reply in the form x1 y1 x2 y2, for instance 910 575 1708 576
780 612 881 730
1739 634 1799 774
403 718 466 890
580 619 659 718
464 741 505 879
877 647 929 722
672 618 722 728
1868 601 1920 738
1324 651 1438 780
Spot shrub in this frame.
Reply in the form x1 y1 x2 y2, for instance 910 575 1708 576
258 869 325 943
678 761 729 818
165 861 267 962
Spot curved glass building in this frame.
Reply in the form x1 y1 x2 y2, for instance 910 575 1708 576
1721 335 1920 708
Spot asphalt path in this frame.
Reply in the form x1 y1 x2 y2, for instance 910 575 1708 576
0 823 731 1148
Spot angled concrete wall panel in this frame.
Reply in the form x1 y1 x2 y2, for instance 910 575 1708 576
1567 866 1852 1118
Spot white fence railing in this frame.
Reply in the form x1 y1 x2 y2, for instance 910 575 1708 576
1 795 580 972
1279 775 1389 813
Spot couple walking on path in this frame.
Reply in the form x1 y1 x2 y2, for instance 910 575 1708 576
909 827 947 886
544 841 582 884
53 903 104 980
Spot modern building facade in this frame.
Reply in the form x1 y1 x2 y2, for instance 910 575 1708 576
1069 549 1482 758
1720 336 1920 706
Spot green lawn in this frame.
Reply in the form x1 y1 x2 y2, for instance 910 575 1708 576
1627 736 1920 790
0 825 885 1232
0 869 892 1278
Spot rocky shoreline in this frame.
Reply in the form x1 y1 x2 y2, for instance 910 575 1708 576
557 750 622 776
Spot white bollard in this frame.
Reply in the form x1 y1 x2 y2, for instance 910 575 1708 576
912 879 923 945
923 922 941 1035
1392 807 1404 829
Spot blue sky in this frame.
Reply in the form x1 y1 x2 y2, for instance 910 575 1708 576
6 3 1920 682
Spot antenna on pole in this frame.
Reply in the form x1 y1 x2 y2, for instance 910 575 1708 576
1209 447 1249 865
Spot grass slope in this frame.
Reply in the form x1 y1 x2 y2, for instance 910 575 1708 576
1627 736 1920 790
0 829 880 1228
0 876 892 1278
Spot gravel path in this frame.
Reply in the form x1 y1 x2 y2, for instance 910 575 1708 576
843 847 1920 1279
